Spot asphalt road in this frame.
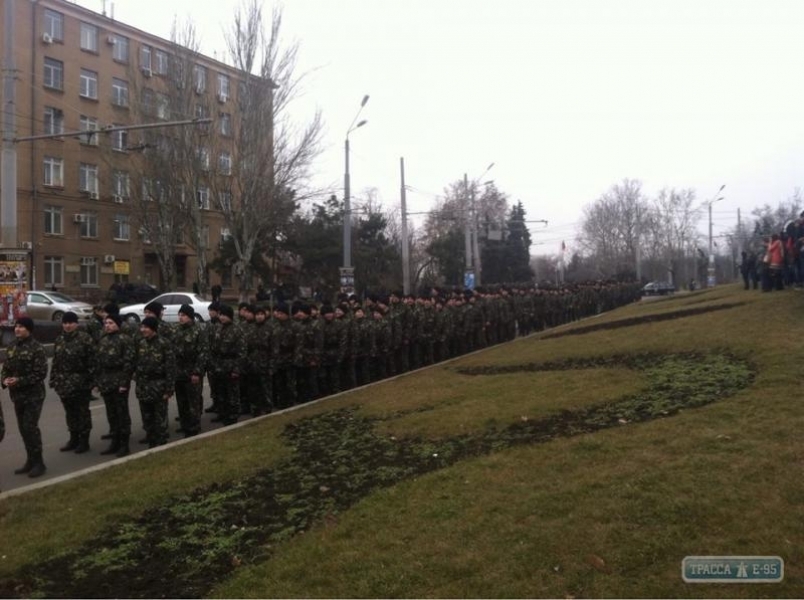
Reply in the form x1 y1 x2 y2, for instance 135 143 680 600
0 362 232 493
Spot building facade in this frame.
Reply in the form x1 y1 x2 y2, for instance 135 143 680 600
0 0 256 302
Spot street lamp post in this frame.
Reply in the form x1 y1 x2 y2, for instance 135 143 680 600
707 184 726 287
342 94 369 294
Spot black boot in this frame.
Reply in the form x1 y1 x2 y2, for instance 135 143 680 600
101 432 114 440
74 433 90 454
59 433 78 452
27 452 46 478
14 453 33 475
99 434 121 455
116 435 130 458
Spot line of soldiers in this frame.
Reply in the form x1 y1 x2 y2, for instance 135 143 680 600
0 279 641 482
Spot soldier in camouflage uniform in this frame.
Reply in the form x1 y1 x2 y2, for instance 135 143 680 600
134 316 177 448
294 304 322 403
319 304 347 397
433 298 450 363
336 303 356 391
203 302 221 414
136 301 173 444
351 307 374 386
50 311 96 454
238 304 257 415
173 304 207 437
272 303 299 409
208 304 245 425
2 318 48 478
95 313 135 457
247 305 273 416
371 306 391 382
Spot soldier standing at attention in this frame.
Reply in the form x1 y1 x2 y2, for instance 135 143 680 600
319 304 346 397
134 316 176 448
203 302 222 414
249 306 274 416
174 304 207 438
238 304 257 416
50 311 96 454
294 304 322 403
95 314 135 457
2 317 48 478
208 304 245 426
271 303 298 409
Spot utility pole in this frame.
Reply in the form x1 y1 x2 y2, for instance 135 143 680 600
471 183 482 286
463 173 473 281
2 0 18 248
400 157 410 295
635 205 641 281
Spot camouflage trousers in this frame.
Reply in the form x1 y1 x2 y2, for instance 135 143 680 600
175 379 202 435
11 389 45 457
370 354 387 382
59 391 93 435
272 366 297 409
210 373 240 425
295 366 318 404
318 363 341 398
354 357 371 387
0 398 5 442
243 372 272 416
340 359 356 391
101 388 131 436
136 389 169 447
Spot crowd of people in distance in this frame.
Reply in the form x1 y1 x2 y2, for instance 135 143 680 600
0 279 643 484
740 212 804 292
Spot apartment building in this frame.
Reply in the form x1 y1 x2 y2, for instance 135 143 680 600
0 0 254 300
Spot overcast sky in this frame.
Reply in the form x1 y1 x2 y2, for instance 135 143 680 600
76 0 804 255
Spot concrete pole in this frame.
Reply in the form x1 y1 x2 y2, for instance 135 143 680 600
2 0 19 248
343 137 351 269
463 173 472 271
400 157 410 295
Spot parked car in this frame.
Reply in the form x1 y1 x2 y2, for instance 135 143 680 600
110 283 160 305
642 281 675 296
25 291 94 321
121 292 210 323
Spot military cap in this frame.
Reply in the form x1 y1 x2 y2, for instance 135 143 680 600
274 302 290 315
141 316 160 331
320 303 334 315
144 301 164 315
178 304 195 318
107 313 123 328
219 304 235 319
16 316 34 332
103 303 120 315
61 311 79 324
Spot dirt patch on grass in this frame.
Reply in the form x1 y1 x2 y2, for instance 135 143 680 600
541 302 745 339
0 352 754 599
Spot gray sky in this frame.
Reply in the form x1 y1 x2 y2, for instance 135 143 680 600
76 0 804 255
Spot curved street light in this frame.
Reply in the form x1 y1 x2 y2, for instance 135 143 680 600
706 184 726 287
342 95 370 292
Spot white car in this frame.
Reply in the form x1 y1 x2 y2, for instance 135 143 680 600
121 292 211 323
26 291 94 321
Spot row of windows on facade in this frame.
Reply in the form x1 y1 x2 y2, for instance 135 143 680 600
41 256 102 287
42 153 234 197
42 8 233 99
41 206 231 246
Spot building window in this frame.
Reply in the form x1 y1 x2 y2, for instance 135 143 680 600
218 152 232 175
111 35 129 63
43 57 64 90
80 257 98 286
193 65 206 93
112 78 129 107
44 206 63 235
219 112 232 136
140 45 152 73
80 22 98 52
217 73 230 101
44 107 64 136
141 89 155 116
113 215 130 241
44 256 64 287
219 191 232 212
198 147 210 171
156 93 170 120
79 115 99 145
112 170 130 198
43 157 64 187
200 225 209 249
155 50 169 75
43 9 64 41
80 69 98 99
111 128 128 152
196 187 210 210
80 214 99 239
79 163 99 195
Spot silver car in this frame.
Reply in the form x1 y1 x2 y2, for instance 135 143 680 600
26 291 94 322
121 292 211 323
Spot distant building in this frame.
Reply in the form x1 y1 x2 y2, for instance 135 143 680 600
0 0 270 299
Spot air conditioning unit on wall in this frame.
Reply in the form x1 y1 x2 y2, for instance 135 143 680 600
73 214 87 224
104 255 116 264
21 241 32 250
42 32 53 44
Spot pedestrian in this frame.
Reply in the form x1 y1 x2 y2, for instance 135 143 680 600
2 317 48 478
208 304 245 426
134 316 176 448
50 311 96 454
211 284 222 303
173 304 207 438
95 313 135 457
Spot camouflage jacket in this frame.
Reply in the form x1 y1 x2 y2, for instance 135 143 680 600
95 330 135 394
209 321 246 376
173 321 208 380
1 335 48 400
85 316 105 343
50 329 96 396
320 318 347 365
272 319 300 368
352 317 375 358
134 334 177 397
372 316 391 355
246 320 272 375
295 318 323 367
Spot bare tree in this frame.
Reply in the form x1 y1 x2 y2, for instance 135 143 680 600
223 0 324 301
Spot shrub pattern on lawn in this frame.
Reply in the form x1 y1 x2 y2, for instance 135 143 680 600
540 302 745 339
0 352 753 599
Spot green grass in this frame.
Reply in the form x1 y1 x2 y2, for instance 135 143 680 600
2 285 804 598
